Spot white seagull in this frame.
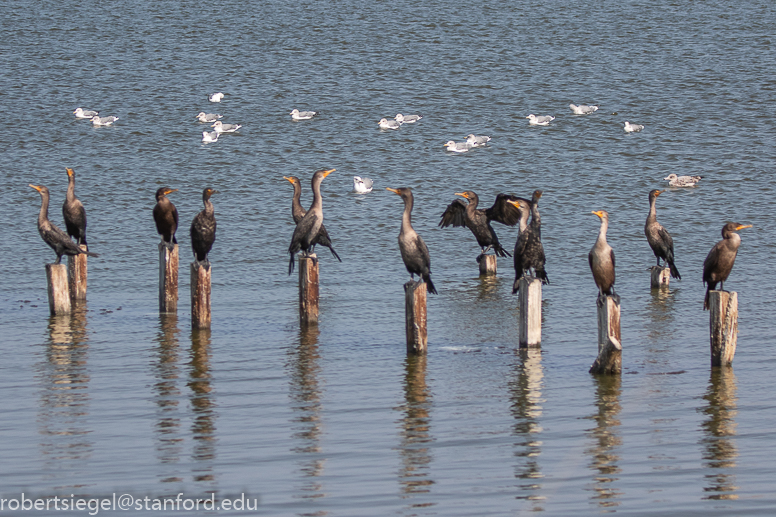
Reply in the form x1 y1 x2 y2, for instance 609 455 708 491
395 113 422 124
569 103 599 115
664 173 703 187
90 115 119 126
444 140 472 153
201 131 219 143
73 108 99 119
378 118 401 130
526 114 555 126
353 176 374 193
196 112 223 123
290 109 316 120
211 121 242 133
624 121 645 132
208 92 224 102
465 134 491 147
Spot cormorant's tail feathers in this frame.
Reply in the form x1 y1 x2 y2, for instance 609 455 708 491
328 245 342 262
423 274 438 295
669 261 681 280
288 254 295 275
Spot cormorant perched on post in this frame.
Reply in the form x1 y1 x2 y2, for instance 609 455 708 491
509 191 549 293
30 185 99 263
190 188 218 265
283 176 341 262
702 222 752 310
386 187 437 294
62 168 88 250
288 169 336 274
589 210 617 303
153 187 178 249
645 189 680 279
438 190 522 261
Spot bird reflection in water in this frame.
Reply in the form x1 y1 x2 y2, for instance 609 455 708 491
646 286 676 349
189 328 217 484
153 313 183 483
699 368 738 500
396 354 435 507
584 375 622 509
37 308 93 484
287 326 327 506
509 349 545 510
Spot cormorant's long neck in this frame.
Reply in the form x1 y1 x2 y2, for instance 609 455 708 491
597 218 609 246
38 192 50 227
401 195 414 233
203 197 214 217
647 196 657 224
518 206 530 233
530 203 541 233
310 178 323 214
66 174 76 203
723 230 741 250
291 183 303 214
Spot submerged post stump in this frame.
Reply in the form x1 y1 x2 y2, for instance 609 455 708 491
518 277 542 348
590 295 622 374
159 243 179 312
190 262 211 329
46 263 71 316
67 245 88 301
404 280 428 355
709 291 738 367
650 266 670 289
479 255 497 276
298 255 319 326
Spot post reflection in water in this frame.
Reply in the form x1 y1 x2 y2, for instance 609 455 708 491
189 328 217 484
396 354 435 506
152 313 184 483
646 287 676 345
699 367 739 500
584 375 623 510
509 349 545 510
37 307 93 485
287 326 327 507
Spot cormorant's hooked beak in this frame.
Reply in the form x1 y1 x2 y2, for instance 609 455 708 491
455 192 468 199
283 176 295 184
66 168 75 177
29 184 42 192
165 188 178 195
386 187 400 195
736 224 752 230
591 210 604 219
321 168 335 178
506 199 522 209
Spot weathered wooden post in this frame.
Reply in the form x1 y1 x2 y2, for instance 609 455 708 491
650 266 670 289
159 244 179 312
709 291 738 367
67 245 88 301
404 281 428 354
518 277 542 348
299 255 319 326
590 295 622 374
46 264 71 316
478 255 497 276
190 262 211 329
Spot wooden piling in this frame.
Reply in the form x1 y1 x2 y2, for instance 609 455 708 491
404 281 428 355
190 262 211 329
159 243 179 312
590 295 622 374
479 255 497 276
67 245 88 301
709 291 738 367
298 255 319 326
650 266 670 289
518 277 542 348
46 263 71 316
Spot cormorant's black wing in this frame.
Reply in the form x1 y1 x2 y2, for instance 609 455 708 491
439 199 468 228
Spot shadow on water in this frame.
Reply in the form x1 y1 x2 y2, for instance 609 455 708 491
395 354 435 509
698 367 738 501
37 307 93 488
509 348 545 510
584 375 623 511
189 328 217 485
287 325 327 511
152 313 184 483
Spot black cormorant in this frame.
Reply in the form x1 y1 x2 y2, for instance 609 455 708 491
288 169 335 274
386 187 437 294
283 176 341 262
62 167 88 250
702 222 751 310
589 210 617 302
510 191 549 293
645 189 680 279
153 187 179 249
30 184 99 263
190 188 218 265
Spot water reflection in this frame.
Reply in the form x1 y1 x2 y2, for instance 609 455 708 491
37 308 93 487
646 286 676 344
189 328 217 484
584 375 622 510
699 368 739 500
152 313 183 483
396 354 435 506
287 326 327 508
509 349 545 510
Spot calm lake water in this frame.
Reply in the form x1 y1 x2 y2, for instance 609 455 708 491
2 0 776 514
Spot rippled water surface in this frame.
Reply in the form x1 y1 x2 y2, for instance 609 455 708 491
2 0 776 515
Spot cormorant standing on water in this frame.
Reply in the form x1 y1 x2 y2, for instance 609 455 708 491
62 168 88 250
190 188 218 265
386 187 437 294
589 210 617 303
288 169 335 274
30 184 99 263
153 187 179 249
283 175 341 262
645 189 680 279
702 222 751 310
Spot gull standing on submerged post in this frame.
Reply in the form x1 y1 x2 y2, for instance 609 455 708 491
645 189 680 279
29 185 99 263
283 175 342 262
288 169 336 274
702 222 752 310
589 210 617 304
62 168 88 250
386 187 437 294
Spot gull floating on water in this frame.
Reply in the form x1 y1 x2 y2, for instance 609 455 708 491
353 176 374 193
569 103 599 115
624 121 644 132
378 118 401 130
73 108 99 119
90 115 119 126
466 134 491 147
526 114 555 126
444 140 472 153
196 112 223 123
208 92 224 102
395 113 422 124
664 173 702 187
201 131 219 143
211 121 242 133
290 109 316 120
